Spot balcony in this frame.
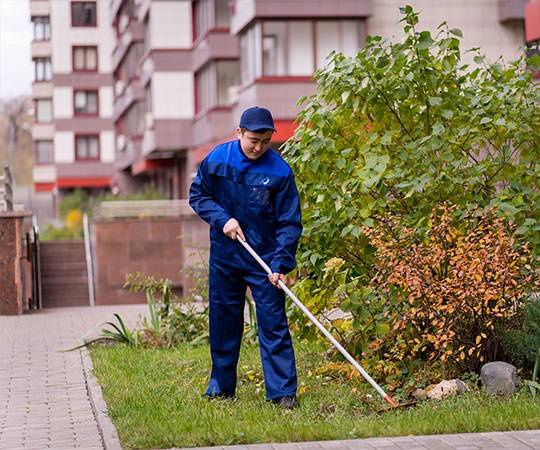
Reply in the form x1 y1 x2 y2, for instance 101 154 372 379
112 21 144 71
139 50 191 87
192 31 240 72
32 81 53 98
33 165 56 183
499 0 527 23
113 79 144 122
192 108 235 148
32 123 54 140
30 0 50 16
142 119 192 157
234 78 315 123
31 40 51 58
230 0 373 34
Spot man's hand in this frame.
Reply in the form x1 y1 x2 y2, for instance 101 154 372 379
223 218 246 241
268 273 286 289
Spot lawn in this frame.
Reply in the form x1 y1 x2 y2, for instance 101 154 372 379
90 341 540 450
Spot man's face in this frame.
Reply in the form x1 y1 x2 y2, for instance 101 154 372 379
236 128 273 160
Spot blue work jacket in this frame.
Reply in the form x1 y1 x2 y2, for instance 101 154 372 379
189 139 302 274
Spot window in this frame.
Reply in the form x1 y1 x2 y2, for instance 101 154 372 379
195 60 241 113
217 60 240 106
241 20 364 82
32 16 50 41
195 64 214 113
71 1 97 27
240 24 262 83
35 99 53 123
194 0 230 39
73 46 98 71
75 135 100 160
215 0 230 28
34 58 52 81
315 21 362 69
74 90 98 115
35 141 54 164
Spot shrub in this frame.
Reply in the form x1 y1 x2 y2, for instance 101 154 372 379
363 205 536 376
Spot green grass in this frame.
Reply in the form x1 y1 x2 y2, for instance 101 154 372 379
90 341 540 450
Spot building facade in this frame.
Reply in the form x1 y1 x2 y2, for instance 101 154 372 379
30 0 115 204
31 0 530 204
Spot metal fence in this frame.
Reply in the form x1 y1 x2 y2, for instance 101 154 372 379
0 162 13 212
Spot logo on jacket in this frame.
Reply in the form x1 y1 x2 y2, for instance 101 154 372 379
261 177 270 185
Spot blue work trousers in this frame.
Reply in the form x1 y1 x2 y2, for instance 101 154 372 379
205 261 297 400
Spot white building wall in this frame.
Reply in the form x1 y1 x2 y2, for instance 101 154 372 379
152 72 194 119
368 0 524 64
99 86 114 118
54 132 74 163
50 0 114 73
100 131 115 162
53 87 73 118
150 1 192 48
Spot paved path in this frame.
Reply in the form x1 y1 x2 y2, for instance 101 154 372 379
1 306 539 450
182 430 540 450
0 305 148 450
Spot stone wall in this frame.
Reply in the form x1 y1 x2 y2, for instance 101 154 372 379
91 214 209 305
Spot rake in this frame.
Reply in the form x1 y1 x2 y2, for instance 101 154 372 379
237 236 399 408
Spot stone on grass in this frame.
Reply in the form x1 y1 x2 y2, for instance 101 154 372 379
480 361 520 395
425 379 469 400
413 388 428 401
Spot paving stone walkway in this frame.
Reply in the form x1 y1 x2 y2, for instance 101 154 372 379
1 306 539 450
0 305 147 450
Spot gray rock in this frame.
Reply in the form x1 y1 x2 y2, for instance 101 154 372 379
480 361 520 395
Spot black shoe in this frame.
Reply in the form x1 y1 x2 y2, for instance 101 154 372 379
272 395 299 410
202 392 235 400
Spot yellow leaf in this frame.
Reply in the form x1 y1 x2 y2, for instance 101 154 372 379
475 335 481 345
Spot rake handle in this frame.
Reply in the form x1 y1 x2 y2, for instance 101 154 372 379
236 236 397 408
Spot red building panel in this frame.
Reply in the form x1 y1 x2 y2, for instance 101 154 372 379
525 0 540 42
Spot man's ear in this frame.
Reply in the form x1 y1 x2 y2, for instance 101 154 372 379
235 127 243 139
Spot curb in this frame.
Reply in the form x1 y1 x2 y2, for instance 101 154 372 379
81 347 124 450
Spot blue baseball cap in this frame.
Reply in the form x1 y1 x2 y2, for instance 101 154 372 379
239 106 276 132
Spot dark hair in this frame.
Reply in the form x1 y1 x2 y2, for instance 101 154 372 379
240 127 273 135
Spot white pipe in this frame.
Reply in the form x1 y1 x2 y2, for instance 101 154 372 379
237 236 397 407
83 214 96 307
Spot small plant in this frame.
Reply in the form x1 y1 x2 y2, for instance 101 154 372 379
64 313 136 351
124 272 209 348
525 348 540 397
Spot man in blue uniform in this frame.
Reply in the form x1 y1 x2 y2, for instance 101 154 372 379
189 106 302 409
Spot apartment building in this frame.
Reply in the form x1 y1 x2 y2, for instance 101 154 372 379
107 0 529 200
30 0 115 203
33 1 528 202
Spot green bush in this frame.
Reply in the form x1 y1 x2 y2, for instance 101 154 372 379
502 296 540 372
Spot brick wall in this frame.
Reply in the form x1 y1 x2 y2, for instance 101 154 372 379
0 212 32 315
